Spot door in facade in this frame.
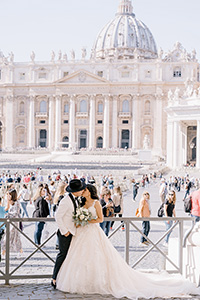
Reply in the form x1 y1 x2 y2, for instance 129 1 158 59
121 129 129 148
191 137 196 161
62 136 69 148
0 122 2 151
96 136 103 148
39 129 47 148
79 130 87 149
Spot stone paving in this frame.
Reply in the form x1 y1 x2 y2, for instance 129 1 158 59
0 283 199 299
0 162 199 299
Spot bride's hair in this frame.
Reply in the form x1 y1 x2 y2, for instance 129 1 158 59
86 184 99 200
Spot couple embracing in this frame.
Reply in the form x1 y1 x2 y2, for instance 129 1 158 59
51 179 103 290
51 179 199 299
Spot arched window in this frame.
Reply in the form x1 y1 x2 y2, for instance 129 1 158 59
62 136 69 148
96 136 103 148
122 100 129 112
145 100 150 114
19 101 24 114
80 100 87 112
19 129 25 143
98 102 103 113
173 66 181 77
40 100 47 112
64 103 69 113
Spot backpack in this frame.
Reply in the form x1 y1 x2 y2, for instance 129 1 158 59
157 203 164 217
184 196 192 213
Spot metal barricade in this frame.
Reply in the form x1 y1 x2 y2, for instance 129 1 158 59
0 216 195 284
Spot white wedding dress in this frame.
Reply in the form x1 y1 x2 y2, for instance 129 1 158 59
57 201 199 299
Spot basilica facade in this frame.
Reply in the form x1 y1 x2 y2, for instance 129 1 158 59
0 0 199 168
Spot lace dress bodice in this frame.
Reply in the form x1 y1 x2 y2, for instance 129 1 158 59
87 200 97 219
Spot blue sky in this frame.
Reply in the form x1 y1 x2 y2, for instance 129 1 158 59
0 0 199 62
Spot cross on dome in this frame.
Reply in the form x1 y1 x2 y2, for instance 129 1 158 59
118 0 134 15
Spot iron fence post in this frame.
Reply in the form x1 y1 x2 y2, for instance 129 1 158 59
125 220 130 265
5 219 10 285
178 220 183 274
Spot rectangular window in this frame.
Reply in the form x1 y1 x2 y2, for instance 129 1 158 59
64 120 68 124
121 71 130 78
97 71 103 77
19 72 26 80
97 120 103 124
40 120 46 124
63 72 69 77
122 120 129 124
38 72 47 79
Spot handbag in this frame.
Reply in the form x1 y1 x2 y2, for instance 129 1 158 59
114 205 121 213
157 203 164 217
135 208 140 217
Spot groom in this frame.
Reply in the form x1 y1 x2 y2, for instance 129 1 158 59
51 179 86 288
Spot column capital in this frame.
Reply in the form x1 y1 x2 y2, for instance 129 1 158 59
6 95 14 102
55 95 62 101
48 95 54 101
132 94 140 100
113 95 118 101
29 95 35 102
104 94 110 101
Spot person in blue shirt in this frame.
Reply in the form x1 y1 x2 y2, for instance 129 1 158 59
0 197 6 261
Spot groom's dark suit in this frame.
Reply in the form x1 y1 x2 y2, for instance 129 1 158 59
52 193 77 281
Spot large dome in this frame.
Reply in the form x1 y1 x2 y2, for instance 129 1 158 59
92 0 157 60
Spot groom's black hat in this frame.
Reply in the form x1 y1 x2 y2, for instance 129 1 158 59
66 179 86 193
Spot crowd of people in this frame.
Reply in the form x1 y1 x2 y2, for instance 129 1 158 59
0 168 199 257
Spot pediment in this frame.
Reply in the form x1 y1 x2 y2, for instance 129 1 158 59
163 42 196 62
55 70 110 84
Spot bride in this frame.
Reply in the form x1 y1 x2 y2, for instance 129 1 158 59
56 184 199 299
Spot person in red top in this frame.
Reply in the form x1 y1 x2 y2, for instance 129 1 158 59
190 189 200 223
23 173 31 183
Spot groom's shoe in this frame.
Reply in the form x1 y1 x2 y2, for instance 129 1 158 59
51 280 56 289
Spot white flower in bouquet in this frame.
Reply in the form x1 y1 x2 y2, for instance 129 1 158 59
73 206 93 226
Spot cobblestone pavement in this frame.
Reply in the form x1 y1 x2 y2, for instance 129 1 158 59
0 283 200 300
0 176 199 299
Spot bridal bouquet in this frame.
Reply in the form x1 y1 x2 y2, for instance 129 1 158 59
73 207 92 226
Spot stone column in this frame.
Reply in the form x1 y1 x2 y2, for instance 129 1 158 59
166 120 174 168
180 122 187 167
54 95 61 149
112 95 118 148
48 96 54 150
5 96 14 150
196 120 200 168
131 95 138 149
69 95 76 149
153 95 163 155
89 95 95 149
103 95 110 149
173 121 180 169
28 96 35 148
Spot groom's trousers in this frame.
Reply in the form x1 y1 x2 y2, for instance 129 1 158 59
52 229 72 280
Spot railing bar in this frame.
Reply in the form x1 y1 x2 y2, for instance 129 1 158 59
130 221 180 271
0 269 5 276
10 233 56 275
0 222 5 229
108 223 123 238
